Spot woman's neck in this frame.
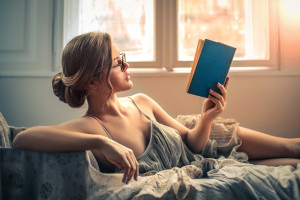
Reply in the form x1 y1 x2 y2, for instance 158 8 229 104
86 93 126 119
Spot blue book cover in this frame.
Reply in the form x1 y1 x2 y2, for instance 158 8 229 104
186 39 236 98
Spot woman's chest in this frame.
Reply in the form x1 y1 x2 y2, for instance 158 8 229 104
106 117 151 157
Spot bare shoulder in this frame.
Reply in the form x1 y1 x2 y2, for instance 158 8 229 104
130 93 157 118
130 93 158 110
55 117 105 136
131 93 154 104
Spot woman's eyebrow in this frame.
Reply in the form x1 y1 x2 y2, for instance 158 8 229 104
113 56 119 61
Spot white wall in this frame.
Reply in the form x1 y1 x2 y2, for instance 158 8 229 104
0 1 300 138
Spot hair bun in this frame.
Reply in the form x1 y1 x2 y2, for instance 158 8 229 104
52 72 67 103
52 72 86 107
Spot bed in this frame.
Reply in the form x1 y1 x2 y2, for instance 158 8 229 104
1 112 299 199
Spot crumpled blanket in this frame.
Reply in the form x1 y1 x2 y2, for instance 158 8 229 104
2 148 299 200
1 148 300 200
1 113 300 200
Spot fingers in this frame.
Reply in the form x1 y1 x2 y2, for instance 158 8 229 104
209 89 225 106
134 161 139 181
129 151 139 182
121 159 131 183
126 151 138 183
208 82 227 112
216 82 227 101
203 79 229 120
103 140 139 184
208 94 223 111
224 77 230 89
121 150 139 184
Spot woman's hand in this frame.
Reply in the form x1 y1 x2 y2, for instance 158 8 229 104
201 77 230 122
101 138 139 184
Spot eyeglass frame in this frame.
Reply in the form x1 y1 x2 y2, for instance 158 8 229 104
112 53 127 72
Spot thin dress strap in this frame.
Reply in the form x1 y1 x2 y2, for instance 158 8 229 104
85 115 113 139
127 96 151 120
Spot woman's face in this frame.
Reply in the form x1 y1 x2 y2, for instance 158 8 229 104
109 43 133 93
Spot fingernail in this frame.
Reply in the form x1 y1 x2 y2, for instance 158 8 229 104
209 89 213 93
218 82 222 86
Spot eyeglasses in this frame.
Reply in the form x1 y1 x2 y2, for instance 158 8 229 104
112 53 127 72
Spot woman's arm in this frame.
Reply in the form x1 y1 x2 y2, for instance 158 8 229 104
134 78 229 154
12 120 139 184
186 78 229 153
12 125 105 152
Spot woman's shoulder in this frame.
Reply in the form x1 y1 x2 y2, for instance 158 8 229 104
118 93 153 109
128 93 157 118
55 117 105 136
130 93 155 105
129 93 158 109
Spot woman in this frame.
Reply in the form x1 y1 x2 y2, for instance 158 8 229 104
12 32 300 185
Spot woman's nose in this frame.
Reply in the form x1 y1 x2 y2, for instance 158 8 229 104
123 62 129 72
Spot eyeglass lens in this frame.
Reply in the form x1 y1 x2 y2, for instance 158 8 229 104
121 53 126 72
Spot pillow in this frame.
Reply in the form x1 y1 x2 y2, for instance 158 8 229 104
0 112 10 147
176 114 202 129
0 112 26 148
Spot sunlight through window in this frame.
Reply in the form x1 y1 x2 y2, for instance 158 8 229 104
64 0 275 68
79 0 154 62
178 0 269 61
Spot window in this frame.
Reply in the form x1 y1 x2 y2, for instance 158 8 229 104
64 0 156 68
80 0 154 62
63 0 278 70
178 0 267 61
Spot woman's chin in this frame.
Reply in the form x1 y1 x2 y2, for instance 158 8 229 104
116 81 133 92
127 80 134 89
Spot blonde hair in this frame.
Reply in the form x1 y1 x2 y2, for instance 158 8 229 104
52 32 112 107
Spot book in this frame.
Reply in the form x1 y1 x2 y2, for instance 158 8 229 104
186 39 236 98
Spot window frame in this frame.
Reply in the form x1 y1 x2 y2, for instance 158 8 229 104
170 0 279 70
61 0 279 71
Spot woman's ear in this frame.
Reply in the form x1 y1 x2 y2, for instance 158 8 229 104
87 78 99 90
